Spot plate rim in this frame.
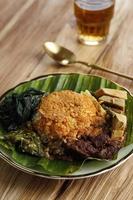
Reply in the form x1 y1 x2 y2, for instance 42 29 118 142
0 72 133 179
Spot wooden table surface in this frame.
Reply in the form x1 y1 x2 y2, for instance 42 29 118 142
0 0 133 200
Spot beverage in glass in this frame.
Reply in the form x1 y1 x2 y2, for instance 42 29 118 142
74 0 115 45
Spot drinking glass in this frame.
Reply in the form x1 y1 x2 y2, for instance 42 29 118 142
74 0 115 45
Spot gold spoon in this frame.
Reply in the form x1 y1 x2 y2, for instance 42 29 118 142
43 42 133 81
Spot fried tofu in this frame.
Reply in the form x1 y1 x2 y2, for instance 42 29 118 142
111 112 127 141
95 88 127 99
98 95 125 111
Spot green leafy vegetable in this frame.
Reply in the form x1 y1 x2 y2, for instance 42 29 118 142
4 130 44 157
0 88 45 131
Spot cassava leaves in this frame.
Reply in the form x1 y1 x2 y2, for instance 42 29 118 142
4 130 44 157
0 88 45 131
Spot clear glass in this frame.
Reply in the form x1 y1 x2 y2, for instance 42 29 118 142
74 0 115 45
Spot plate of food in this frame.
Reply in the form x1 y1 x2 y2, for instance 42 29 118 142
0 73 132 179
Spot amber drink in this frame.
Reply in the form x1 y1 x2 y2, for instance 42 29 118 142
74 0 115 45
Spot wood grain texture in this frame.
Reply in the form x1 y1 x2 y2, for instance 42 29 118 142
0 0 133 200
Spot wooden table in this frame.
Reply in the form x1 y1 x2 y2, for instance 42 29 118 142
0 0 133 199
